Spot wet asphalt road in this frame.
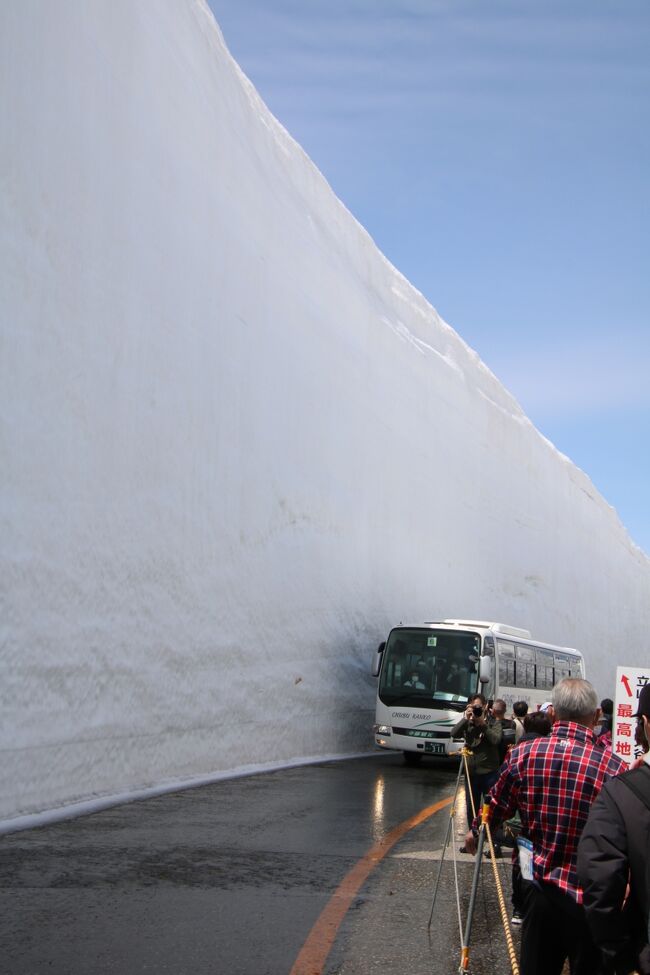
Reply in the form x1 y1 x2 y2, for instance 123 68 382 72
0 754 516 975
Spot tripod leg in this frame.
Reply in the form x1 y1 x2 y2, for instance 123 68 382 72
427 756 464 929
458 808 488 973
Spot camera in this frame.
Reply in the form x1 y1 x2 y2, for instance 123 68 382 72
472 705 483 717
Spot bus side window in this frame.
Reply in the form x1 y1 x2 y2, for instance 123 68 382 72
500 658 516 686
535 648 555 690
554 652 572 683
497 640 516 686
515 645 536 688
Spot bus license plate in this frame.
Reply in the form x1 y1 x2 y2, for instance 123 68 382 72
425 742 445 755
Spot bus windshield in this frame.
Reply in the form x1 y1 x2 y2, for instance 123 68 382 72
378 628 481 705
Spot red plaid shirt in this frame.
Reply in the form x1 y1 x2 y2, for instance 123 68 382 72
474 721 625 902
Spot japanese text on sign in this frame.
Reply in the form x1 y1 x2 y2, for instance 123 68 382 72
613 666 649 768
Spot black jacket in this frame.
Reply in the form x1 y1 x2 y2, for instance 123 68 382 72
577 763 650 975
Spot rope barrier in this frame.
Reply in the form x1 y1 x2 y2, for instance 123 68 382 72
482 809 520 975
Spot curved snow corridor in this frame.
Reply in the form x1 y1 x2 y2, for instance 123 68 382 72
2 1 649 824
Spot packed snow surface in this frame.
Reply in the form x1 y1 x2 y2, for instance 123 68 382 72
2 1 649 824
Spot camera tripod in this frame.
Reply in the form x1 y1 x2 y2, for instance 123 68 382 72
427 751 519 975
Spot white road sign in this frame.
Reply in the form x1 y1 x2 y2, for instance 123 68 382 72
613 666 650 768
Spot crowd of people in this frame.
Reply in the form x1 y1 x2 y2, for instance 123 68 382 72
451 677 650 975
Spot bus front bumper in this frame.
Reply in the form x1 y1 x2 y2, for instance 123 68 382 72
374 730 464 757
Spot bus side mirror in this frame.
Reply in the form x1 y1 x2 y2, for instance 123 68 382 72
372 642 385 677
479 656 492 684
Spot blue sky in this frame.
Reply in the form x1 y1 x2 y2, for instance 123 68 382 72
209 0 650 555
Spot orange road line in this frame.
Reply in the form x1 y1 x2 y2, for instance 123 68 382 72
289 794 454 975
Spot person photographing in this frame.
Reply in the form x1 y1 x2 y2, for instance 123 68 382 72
452 692 503 850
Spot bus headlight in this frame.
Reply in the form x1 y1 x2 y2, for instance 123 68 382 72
373 724 392 736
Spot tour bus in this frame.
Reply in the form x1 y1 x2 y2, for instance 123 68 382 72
372 619 585 764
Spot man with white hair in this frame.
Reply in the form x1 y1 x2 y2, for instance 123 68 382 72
464 677 625 975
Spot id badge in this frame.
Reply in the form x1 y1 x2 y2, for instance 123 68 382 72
517 838 534 882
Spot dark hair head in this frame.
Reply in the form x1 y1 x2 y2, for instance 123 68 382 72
470 692 487 706
523 711 552 736
513 701 528 718
634 685 650 720
600 698 613 716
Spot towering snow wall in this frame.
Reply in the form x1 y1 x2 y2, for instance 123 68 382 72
2 1 649 825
